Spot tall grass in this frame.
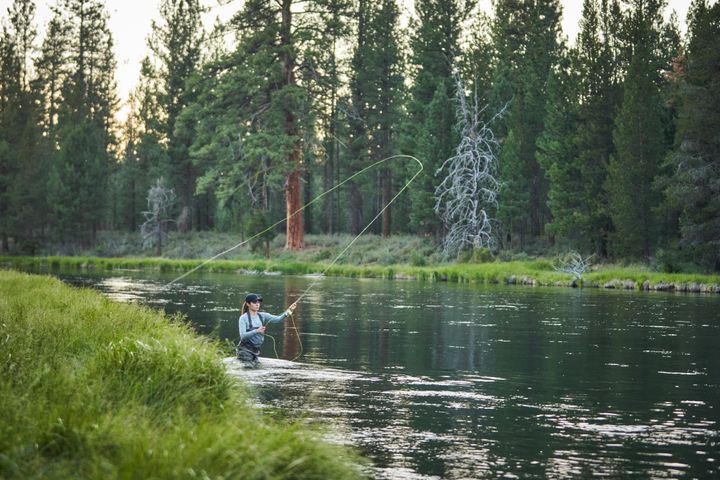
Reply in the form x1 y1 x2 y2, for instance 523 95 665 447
0 270 364 479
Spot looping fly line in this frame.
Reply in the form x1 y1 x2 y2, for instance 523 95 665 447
166 154 424 361
166 155 423 287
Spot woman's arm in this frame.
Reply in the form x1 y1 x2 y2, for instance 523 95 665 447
259 311 288 324
262 302 297 324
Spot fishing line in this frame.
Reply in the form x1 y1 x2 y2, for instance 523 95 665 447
167 154 423 362
166 155 423 286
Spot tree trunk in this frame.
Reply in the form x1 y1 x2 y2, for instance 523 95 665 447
382 169 391 237
303 166 313 234
349 182 362 235
179 163 194 233
286 169 303 249
282 0 303 250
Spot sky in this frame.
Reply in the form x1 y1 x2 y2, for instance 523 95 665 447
0 0 694 122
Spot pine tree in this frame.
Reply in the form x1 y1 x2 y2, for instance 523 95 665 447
115 58 168 232
346 0 371 235
536 51 582 246
606 0 666 259
297 0 350 235
491 0 562 249
405 0 463 239
114 64 165 234
0 0 45 252
51 0 118 245
34 7 70 143
346 0 403 237
663 0 720 271
147 0 204 233
187 0 349 247
410 81 455 236
570 0 623 256
538 0 623 256
317 3 348 234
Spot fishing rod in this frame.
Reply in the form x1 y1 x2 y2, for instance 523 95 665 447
167 154 424 361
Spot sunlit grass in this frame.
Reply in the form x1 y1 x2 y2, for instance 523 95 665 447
2 253 719 292
0 270 365 479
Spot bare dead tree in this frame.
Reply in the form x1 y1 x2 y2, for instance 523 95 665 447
554 252 595 280
434 70 506 259
141 178 177 256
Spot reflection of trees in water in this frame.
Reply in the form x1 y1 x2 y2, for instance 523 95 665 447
283 283 302 360
430 295 493 373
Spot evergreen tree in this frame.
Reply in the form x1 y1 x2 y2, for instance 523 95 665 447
492 0 562 248
0 3 22 250
663 0 720 271
570 0 623 256
346 0 403 237
536 51 582 246
606 0 667 259
405 0 463 239
410 81 455 237
187 0 349 247
48 0 118 245
346 0 371 235
0 0 44 252
53 121 110 244
115 58 168 232
58 0 117 131
34 6 70 143
316 2 349 234
297 0 350 235
463 11 494 110
539 0 622 256
148 0 204 232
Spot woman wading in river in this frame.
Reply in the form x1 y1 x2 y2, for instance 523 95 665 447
237 293 296 366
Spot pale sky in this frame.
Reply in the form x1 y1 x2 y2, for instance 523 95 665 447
0 0 693 122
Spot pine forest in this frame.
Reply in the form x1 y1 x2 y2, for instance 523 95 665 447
1 0 719 273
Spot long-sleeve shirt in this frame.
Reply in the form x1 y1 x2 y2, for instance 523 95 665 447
238 310 289 348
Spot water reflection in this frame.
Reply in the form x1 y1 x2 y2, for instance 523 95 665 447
53 270 720 479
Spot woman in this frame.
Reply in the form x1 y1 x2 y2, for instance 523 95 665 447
237 293 296 366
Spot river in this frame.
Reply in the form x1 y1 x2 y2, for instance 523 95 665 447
53 269 719 479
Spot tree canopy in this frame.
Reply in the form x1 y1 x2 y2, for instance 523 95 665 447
1 0 717 272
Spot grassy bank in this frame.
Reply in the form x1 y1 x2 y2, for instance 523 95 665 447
2 254 719 293
0 270 364 479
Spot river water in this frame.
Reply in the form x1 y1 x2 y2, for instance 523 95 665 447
54 269 719 479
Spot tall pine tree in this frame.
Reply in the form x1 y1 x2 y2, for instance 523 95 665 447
49 0 118 245
538 0 623 256
404 0 463 239
148 0 204 233
663 0 720 271
0 0 40 251
606 0 667 259
492 0 562 249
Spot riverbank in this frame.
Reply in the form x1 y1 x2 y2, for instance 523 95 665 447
2 254 719 293
0 270 364 479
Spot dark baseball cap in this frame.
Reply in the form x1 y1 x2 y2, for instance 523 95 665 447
245 293 263 303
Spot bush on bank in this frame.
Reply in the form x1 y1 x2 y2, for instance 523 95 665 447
0 270 364 479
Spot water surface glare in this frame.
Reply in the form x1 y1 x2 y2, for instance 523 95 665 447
55 270 720 479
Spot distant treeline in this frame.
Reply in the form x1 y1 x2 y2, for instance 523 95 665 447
0 0 718 271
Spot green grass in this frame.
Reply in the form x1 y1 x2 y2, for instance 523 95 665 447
2 251 720 293
0 270 365 479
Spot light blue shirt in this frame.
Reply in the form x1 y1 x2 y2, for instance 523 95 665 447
238 310 288 348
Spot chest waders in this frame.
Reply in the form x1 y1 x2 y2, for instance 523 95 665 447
236 313 264 365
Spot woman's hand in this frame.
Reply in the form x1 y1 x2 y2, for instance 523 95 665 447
286 302 298 316
256 325 266 334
